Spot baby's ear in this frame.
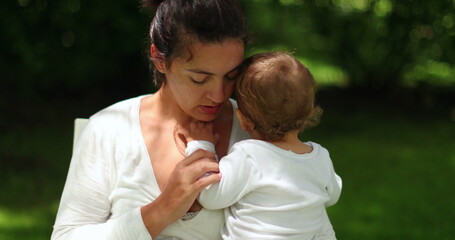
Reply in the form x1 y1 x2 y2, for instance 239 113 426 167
236 109 255 131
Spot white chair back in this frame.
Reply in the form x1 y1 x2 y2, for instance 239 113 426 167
73 118 89 150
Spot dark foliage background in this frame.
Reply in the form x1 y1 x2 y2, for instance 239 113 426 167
0 0 454 239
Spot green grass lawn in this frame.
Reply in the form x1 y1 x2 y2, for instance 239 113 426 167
0 121 73 240
0 99 454 239
303 106 455 239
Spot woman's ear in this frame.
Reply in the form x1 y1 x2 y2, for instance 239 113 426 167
236 109 255 131
150 44 166 73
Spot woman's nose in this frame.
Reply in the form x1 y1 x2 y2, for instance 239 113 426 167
207 79 225 103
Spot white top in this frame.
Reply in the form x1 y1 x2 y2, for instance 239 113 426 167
51 96 250 240
188 139 342 240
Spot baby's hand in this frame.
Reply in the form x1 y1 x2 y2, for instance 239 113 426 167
186 121 216 144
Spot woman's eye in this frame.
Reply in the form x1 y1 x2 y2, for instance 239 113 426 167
190 77 206 85
225 69 240 80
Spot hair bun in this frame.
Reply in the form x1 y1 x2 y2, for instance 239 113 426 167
141 0 165 11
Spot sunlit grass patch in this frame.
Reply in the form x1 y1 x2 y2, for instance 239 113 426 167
0 123 71 240
0 203 58 240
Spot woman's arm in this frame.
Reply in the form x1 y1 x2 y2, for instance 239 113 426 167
52 121 151 240
141 149 221 238
52 122 220 240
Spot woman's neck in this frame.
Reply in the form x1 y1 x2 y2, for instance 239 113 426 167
153 87 193 125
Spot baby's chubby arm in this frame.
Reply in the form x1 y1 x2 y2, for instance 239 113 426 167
183 122 255 209
198 145 256 209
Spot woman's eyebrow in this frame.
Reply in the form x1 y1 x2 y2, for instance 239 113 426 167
227 66 240 74
186 69 214 75
186 66 240 76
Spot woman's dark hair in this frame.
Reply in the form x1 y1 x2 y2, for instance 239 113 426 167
141 0 247 88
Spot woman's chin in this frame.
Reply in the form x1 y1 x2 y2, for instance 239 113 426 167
193 113 218 122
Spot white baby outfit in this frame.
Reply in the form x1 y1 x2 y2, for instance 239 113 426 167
187 139 342 240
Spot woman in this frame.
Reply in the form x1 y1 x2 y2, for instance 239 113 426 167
51 0 249 239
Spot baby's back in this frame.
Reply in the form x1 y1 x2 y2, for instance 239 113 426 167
223 139 339 239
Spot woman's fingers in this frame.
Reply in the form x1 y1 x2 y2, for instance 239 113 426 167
182 152 220 186
169 149 219 194
180 149 216 166
187 159 220 180
194 172 222 191
161 149 219 213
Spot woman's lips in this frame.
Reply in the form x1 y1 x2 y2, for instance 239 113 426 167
200 104 221 114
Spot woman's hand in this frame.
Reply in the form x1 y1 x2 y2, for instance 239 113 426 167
140 149 221 238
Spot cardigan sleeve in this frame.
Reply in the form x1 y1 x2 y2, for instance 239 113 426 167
51 120 151 240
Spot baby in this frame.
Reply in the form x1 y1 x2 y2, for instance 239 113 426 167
185 52 342 240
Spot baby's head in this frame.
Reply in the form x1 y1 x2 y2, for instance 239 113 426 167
235 52 321 141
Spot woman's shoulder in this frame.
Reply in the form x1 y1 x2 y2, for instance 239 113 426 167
85 95 147 137
228 98 251 146
90 95 146 123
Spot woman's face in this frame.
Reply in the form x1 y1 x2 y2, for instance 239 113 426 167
164 39 244 122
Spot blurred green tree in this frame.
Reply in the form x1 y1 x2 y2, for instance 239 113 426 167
242 0 455 92
1 0 454 124
1 0 151 127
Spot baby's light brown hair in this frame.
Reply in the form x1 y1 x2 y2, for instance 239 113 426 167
235 52 322 142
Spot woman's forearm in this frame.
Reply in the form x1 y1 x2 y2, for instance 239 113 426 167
141 149 222 237
141 195 176 238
